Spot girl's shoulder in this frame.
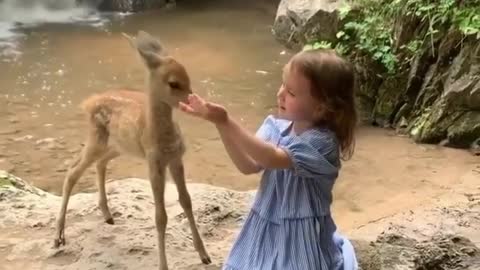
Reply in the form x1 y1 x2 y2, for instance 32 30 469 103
303 126 337 142
292 127 339 160
258 115 292 134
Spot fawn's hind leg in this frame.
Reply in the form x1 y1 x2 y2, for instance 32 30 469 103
54 130 107 248
95 149 120 224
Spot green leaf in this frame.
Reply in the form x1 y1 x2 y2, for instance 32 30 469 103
373 51 383 59
302 44 313 51
338 4 352 20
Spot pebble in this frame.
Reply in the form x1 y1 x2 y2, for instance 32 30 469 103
0 128 20 136
12 135 33 142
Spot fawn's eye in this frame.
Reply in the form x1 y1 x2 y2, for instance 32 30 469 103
168 81 181 90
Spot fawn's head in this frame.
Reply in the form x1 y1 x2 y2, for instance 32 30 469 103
123 30 192 108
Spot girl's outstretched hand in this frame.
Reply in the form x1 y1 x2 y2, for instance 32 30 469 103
179 94 228 125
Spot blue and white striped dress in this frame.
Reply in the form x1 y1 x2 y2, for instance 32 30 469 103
223 115 358 270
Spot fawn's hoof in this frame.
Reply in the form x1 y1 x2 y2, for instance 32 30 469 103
201 255 212 265
53 237 65 248
105 218 115 225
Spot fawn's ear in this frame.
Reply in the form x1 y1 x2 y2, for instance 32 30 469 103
122 31 166 69
138 50 163 69
121 32 136 49
137 30 164 54
122 31 165 55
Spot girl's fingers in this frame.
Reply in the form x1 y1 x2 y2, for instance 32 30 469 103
192 93 202 101
179 102 188 110
188 94 202 104
194 94 208 106
179 102 196 114
183 94 222 122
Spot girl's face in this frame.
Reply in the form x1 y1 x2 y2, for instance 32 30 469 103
277 63 321 123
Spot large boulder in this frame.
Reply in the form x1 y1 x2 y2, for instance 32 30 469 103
360 23 479 149
407 37 480 148
272 0 346 50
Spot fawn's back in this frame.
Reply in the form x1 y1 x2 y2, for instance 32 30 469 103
81 89 149 158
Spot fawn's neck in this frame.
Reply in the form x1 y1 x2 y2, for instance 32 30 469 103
146 96 177 143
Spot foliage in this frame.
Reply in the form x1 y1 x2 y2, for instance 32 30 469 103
304 0 480 74
303 40 333 51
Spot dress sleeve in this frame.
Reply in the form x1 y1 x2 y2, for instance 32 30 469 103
255 115 276 142
278 131 339 178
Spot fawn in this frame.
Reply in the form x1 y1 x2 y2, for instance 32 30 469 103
53 31 211 270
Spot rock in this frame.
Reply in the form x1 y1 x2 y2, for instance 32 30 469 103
272 0 346 50
408 38 480 147
391 10 423 54
445 111 480 148
372 71 409 127
352 233 480 270
273 0 479 149
346 19 478 148
75 0 103 8
96 0 169 12
470 138 480 156
352 56 385 123
414 235 480 269
12 135 34 142
35 137 66 151
0 170 46 200
1 171 479 269
0 172 13 188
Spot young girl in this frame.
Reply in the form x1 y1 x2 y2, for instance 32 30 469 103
180 49 358 270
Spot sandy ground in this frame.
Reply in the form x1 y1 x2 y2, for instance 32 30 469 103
0 172 253 270
0 166 479 270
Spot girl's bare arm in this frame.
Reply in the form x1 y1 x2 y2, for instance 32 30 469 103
216 125 262 174
216 117 291 169
180 94 292 170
